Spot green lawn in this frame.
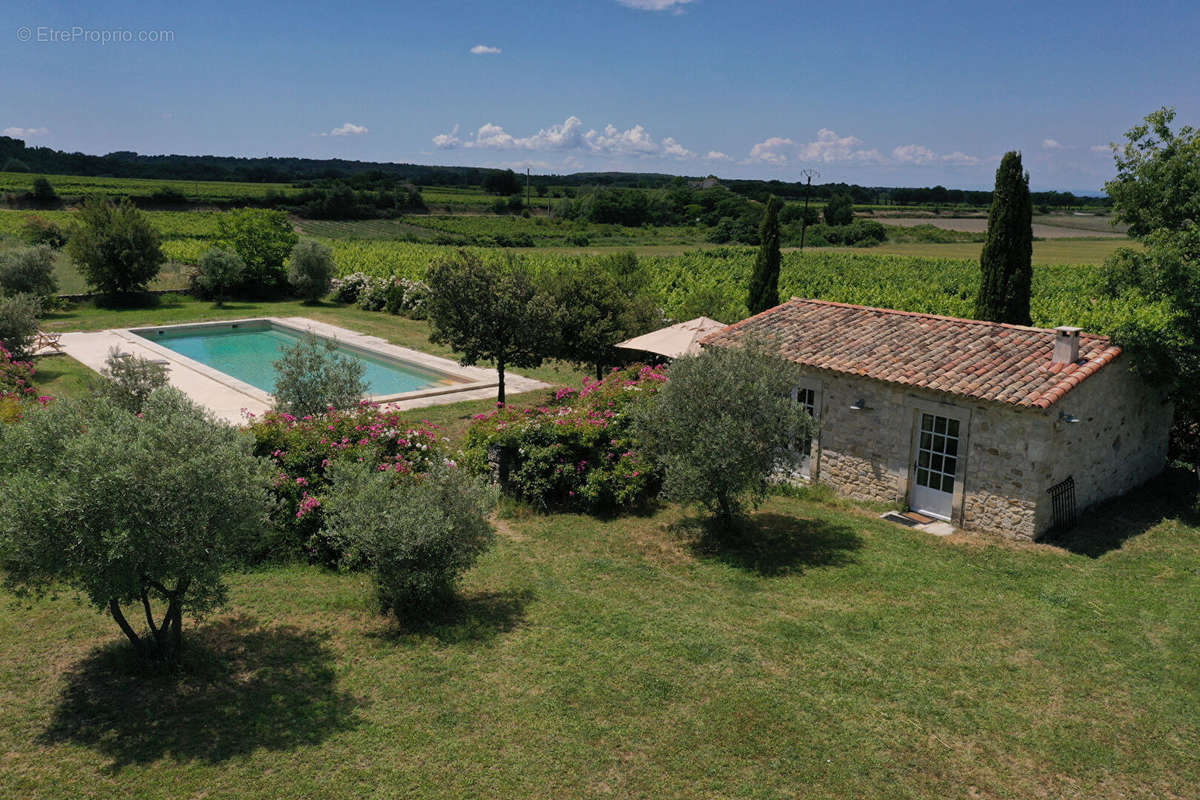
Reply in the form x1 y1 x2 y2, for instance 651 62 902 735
0 480 1196 799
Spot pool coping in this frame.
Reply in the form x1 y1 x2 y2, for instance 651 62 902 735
58 317 549 424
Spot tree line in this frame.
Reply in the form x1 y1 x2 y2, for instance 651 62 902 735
1 135 1108 210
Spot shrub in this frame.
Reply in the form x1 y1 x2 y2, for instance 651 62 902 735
357 276 391 311
272 333 367 417
96 348 169 413
20 216 68 248
194 247 245 306
66 197 164 297
288 239 335 303
322 460 496 617
633 340 813 528
464 365 666 512
0 245 57 299
0 293 41 360
30 177 58 206
383 277 431 318
0 389 271 662
247 405 447 563
331 271 371 304
0 342 44 422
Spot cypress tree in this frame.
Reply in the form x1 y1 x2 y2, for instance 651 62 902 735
975 151 1033 325
748 194 783 315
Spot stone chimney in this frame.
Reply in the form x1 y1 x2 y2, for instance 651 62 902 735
1053 326 1082 364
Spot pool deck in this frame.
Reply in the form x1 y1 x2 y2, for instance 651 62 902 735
59 317 549 425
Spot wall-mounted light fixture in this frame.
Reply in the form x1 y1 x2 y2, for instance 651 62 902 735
1058 411 1081 424
849 398 870 411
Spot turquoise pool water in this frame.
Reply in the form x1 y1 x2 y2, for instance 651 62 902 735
135 323 453 396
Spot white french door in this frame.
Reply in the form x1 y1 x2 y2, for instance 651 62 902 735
791 386 818 478
909 412 961 520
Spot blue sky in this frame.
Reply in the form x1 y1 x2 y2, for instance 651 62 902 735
3 0 1198 190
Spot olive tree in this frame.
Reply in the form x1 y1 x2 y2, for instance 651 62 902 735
195 247 245 307
634 339 813 528
96 347 170 413
0 390 271 662
322 460 497 617
0 244 57 299
287 239 335 303
272 333 366 416
0 293 41 359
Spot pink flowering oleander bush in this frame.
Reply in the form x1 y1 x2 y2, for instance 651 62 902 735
0 343 43 423
247 402 448 564
463 364 666 512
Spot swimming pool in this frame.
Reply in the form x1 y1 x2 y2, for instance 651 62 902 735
132 320 460 397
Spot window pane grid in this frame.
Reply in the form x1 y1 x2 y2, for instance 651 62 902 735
916 413 960 493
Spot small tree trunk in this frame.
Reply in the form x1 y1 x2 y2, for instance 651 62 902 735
496 358 506 405
595 362 603 381
108 598 144 655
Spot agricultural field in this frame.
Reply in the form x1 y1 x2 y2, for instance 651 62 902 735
875 213 1128 239
0 171 301 204
846 238 1139 265
418 186 511 211
0 202 1138 329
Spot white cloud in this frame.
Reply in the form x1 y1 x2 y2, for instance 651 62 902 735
704 150 731 161
940 151 981 166
431 116 695 159
3 126 49 138
1042 138 1064 150
432 124 461 149
616 0 695 12
747 129 884 165
469 44 501 55
892 144 980 167
892 144 938 165
661 137 695 159
322 122 368 137
1090 144 1112 154
747 137 794 164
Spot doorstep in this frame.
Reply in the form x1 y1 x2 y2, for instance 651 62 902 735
880 511 956 537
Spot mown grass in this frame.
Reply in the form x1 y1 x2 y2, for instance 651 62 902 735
0 481 1196 799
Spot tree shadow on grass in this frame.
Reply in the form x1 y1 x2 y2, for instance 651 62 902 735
40 614 361 771
1042 468 1199 558
672 512 863 576
367 588 533 646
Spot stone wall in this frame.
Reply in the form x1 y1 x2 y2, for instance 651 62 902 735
798 369 1050 539
793 358 1169 540
1039 353 1171 528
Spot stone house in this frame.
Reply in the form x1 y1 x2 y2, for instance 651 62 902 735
701 298 1172 540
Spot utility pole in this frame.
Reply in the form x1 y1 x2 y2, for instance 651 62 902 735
798 168 820 253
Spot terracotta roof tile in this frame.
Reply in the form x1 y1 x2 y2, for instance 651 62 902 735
700 298 1123 409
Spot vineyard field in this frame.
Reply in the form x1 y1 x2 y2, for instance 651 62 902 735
0 171 301 203
320 241 1155 336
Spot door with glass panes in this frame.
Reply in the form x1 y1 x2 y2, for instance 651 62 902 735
791 385 818 478
909 412 961 520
